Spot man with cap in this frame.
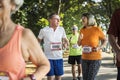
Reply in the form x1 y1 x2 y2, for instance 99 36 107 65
68 25 82 80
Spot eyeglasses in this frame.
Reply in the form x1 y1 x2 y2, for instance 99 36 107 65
72 28 77 31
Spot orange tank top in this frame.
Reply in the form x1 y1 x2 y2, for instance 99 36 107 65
0 25 26 80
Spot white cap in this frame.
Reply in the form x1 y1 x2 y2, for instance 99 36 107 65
72 25 78 31
53 15 60 20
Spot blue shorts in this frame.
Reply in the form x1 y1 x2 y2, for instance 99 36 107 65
47 59 64 76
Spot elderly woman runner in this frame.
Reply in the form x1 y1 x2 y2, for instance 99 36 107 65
0 0 50 80
78 13 107 80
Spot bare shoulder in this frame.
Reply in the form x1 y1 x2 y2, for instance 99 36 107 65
22 28 37 43
21 28 36 60
21 28 50 70
21 28 41 62
22 28 35 38
22 27 42 49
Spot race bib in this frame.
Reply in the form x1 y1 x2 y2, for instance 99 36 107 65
0 72 9 80
72 44 79 49
50 42 62 51
83 46 92 53
0 76 9 80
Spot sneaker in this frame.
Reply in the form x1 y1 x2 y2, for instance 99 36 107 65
77 77 81 80
73 78 77 80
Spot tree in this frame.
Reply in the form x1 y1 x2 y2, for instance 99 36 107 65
11 0 120 36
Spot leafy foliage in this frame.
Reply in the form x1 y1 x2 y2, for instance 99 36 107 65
11 0 120 36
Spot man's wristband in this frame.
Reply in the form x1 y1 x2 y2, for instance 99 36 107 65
29 74 36 80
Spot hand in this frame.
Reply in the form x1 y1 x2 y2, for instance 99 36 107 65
92 47 102 52
79 33 83 40
97 46 102 51
63 43 68 49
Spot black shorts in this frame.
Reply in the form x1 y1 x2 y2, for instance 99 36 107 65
68 55 82 64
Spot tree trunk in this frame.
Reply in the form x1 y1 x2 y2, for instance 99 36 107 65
58 0 62 14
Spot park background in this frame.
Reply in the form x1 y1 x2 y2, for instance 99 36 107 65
12 0 120 36
12 0 120 53
14 0 120 78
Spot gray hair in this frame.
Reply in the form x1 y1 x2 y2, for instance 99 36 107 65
82 13 96 26
11 0 24 13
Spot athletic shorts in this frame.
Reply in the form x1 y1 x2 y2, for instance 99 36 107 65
47 59 64 76
68 55 82 64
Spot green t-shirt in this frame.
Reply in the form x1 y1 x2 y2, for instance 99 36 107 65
69 33 82 56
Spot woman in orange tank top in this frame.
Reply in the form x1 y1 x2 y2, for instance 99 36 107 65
78 13 107 80
0 0 50 80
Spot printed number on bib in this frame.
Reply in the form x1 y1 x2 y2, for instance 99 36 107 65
72 44 79 49
83 46 92 53
51 42 62 51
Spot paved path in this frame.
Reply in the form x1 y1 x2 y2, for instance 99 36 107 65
62 52 117 80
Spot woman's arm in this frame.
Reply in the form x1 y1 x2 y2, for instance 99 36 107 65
77 33 83 46
21 28 50 80
99 37 107 50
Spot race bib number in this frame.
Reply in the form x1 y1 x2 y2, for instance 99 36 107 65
72 44 79 49
50 42 62 51
83 46 92 53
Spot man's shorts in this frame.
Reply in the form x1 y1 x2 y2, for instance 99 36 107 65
47 59 64 76
68 55 82 64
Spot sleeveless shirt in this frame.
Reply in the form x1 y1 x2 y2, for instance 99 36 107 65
69 33 82 56
0 25 26 80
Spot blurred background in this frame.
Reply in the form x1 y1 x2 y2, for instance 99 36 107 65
12 0 120 53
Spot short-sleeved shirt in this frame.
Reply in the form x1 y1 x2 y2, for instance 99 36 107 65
80 26 105 60
38 26 67 59
107 8 120 67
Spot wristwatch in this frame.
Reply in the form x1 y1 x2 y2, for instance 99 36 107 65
29 74 36 80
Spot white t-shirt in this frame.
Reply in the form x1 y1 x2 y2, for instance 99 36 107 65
38 26 67 59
